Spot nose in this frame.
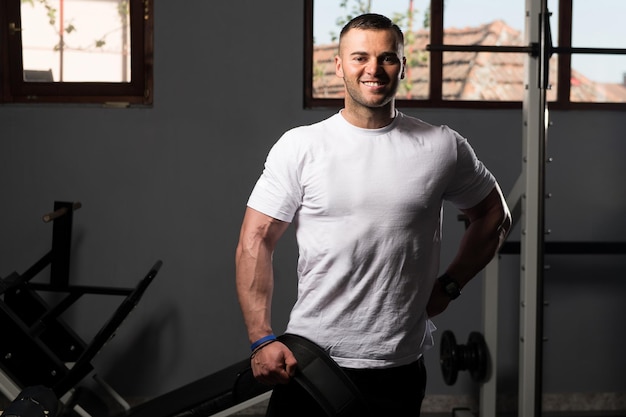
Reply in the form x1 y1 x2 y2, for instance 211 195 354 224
365 58 381 75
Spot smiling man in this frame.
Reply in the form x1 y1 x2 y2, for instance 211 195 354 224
235 13 511 417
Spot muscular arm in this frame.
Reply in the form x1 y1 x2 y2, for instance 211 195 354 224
235 207 296 384
427 184 512 316
236 207 290 343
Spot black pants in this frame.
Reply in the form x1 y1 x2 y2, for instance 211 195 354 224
265 358 426 417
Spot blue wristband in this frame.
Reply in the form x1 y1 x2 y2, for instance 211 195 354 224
250 334 277 351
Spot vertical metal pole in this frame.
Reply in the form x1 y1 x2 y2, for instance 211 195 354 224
480 257 500 417
480 180 523 417
50 201 74 287
59 0 64 81
121 0 129 82
520 0 547 415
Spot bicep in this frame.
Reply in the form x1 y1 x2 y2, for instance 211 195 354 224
238 207 290 253
460 185 508 224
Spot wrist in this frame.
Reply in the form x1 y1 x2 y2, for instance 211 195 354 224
250 333 278 359
250 333 277 351
438 273 461 300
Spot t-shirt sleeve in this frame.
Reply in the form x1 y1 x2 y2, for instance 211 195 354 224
247 132 303 222
443 129 497 210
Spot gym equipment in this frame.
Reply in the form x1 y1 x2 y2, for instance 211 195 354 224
0 386 58 417
278 333 369 417
439 331 488 386
120 334 370 417
0 201 161 417
116 357 270 417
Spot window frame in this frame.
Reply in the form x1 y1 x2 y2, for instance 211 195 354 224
304 0 626 111
0 0 153 105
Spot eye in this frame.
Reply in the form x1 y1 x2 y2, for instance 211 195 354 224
382 55 399 64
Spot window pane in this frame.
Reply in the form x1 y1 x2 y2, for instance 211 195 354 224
571 0 626 102
442 51 527 101
443 0 524 44
21 0 131 82
312 0 430 100
442 0 525 101
571 55 626 102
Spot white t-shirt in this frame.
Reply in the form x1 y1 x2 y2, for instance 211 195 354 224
247 111 496 369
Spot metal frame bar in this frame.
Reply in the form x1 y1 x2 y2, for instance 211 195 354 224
480 1 548 414
209 392 272 417
472 1 548 415
480 257 499 417
519 2 547 416
480 1 548 416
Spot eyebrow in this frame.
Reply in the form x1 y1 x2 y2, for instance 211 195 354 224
349 51 398 58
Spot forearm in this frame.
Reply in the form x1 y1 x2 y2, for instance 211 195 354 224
235 208 289 343
446 215 508 286
446 187 511 287
236 241 275 343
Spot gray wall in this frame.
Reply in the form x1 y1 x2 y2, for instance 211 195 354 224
1 0 624 404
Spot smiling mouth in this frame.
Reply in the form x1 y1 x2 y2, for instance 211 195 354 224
362 81 386 87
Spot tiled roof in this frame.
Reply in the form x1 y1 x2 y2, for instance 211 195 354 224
313 20 626 102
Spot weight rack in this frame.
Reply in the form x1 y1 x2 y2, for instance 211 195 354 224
0 201 161 417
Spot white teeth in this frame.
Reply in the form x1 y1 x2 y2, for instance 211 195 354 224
363 81 382 86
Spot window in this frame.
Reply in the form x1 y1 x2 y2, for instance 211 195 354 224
0 0 153 105
306 0 626 109
567 0 626 103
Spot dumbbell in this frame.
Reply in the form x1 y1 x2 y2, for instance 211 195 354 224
439 330 488 385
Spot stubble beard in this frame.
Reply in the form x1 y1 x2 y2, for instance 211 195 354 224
344 78 397 110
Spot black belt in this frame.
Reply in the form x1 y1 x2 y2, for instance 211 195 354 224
277 333 371 417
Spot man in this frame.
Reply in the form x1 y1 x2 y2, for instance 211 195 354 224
235 13 511 416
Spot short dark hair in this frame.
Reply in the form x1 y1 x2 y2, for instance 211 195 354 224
339 13 404 46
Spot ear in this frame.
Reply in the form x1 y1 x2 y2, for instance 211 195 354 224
400 56 406 80
335 55 344 78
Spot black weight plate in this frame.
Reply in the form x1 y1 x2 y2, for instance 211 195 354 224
467 331 488 383
439 330 459 385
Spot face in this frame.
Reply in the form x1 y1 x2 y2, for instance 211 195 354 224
335 28 405 112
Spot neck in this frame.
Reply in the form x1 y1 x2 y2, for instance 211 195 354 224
341 102 396 129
